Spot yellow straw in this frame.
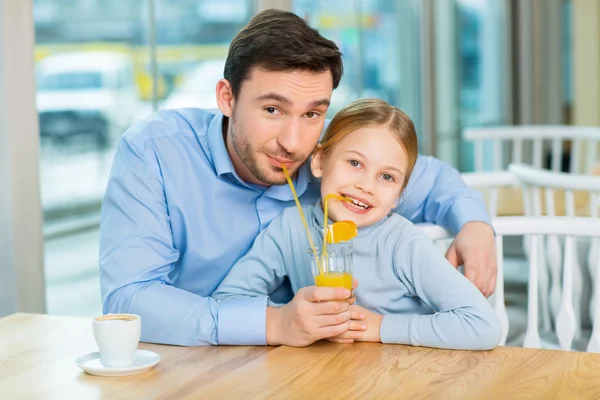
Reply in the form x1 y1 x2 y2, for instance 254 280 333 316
322 194 352 258
281 164 322 274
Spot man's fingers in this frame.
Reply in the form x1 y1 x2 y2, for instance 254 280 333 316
464 248 498 296
315 310 352 328
318 320 352 338
313 300 350 315
464 259 479 289
450 221 498 297
484 275 497 298
486 255 499 297
445 245 460 268
301 286 351 302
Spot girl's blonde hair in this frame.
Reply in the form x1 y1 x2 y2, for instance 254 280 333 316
319 98 418 192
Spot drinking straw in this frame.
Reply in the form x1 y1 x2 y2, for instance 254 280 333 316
281 164 323 274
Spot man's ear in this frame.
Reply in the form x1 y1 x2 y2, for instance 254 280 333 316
216 78 234 117
311 145 324 178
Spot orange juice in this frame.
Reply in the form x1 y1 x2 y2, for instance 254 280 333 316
315 272 353 290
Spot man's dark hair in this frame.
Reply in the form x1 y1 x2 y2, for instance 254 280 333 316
224 9 343 98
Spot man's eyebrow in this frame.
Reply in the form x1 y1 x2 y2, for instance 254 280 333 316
308 99 330 108
256 93 293 105
256 93 330 109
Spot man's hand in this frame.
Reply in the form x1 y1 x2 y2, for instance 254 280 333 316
265 286 364 347
445 221 497 297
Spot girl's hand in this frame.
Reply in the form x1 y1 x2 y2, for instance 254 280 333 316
325 304 383 343
349 305 382 342
324 279 370 344
324 314 367 344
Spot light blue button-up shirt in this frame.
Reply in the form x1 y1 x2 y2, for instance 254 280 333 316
99 108 490 346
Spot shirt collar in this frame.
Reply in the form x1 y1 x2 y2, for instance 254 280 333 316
207 112 236 178
263 162 310 200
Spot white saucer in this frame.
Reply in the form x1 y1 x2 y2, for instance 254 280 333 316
76 350 160 377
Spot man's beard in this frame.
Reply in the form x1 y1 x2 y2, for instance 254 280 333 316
230 117 305 186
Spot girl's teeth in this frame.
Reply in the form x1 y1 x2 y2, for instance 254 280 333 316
342 194 369 209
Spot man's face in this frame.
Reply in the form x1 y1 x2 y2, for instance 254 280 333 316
225 68 333 186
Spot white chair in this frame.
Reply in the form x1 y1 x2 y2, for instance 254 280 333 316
464 125 600 174
509 163 600 337
460 171 519 217
419 216 600 352
459 169 555 333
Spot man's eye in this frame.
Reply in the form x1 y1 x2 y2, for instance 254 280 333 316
306 111 320 119
265 107 279 114
382 173 395 182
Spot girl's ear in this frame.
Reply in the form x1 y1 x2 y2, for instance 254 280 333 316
311 145 324 178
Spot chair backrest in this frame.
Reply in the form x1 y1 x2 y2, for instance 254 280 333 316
418 216 600 352
460 171 519 217
509 163 600 218
509 163 600 340
464 126 600 174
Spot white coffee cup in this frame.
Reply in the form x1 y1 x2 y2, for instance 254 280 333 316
92 314 141 367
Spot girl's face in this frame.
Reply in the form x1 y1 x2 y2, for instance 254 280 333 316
311 126 408 228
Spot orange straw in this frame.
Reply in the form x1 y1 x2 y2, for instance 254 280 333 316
281 164 322 274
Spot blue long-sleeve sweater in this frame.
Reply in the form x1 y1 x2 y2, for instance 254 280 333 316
212 201 502 350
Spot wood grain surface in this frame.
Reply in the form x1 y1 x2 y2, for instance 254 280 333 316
2 313 600 399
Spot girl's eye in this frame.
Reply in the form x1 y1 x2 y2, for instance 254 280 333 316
349 159 362 168
382 173 395 182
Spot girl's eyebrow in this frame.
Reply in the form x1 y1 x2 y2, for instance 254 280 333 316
344 149 366 158
345 149 405 176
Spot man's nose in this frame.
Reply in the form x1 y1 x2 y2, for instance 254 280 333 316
276 119 302 155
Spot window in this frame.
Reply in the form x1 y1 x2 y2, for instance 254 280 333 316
35 0 252 317
453 0 509 171
293 0 424 146
37 71 103 91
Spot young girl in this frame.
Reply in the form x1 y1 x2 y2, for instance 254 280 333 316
212 99 501 350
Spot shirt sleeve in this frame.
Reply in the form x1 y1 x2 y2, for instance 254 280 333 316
380 227 502 350
396 155 491 234
212 212 291 344
99 120 245 346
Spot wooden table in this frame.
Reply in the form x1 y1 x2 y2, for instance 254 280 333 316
2 313 600 399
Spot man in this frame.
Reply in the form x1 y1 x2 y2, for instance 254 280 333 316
99 9 496 347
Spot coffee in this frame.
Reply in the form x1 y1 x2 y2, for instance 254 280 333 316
93 313 142 367
95 314 138 322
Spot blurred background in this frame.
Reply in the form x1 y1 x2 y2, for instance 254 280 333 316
2 0 596 323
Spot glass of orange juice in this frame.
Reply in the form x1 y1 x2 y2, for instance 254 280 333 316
309 226 354 296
